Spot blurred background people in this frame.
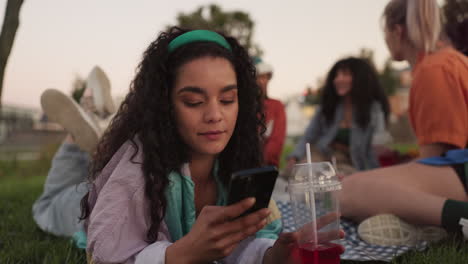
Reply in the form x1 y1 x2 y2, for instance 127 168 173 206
255 58 287 168
287 57 391 175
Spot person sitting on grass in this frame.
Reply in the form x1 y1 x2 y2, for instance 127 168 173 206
340 0 468 246
287 57 391 175
254 58 287 168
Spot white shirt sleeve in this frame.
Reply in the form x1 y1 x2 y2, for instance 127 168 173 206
137 235 274 264
223 237 275 264
135 242 172 264
131 220 172 264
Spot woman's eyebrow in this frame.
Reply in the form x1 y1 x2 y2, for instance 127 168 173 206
221 85 238 93
177 86 205 95
177 85 237 95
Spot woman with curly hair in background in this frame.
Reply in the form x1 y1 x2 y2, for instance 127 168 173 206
287 57 391 174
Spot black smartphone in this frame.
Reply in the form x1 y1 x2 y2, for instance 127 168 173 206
226 166 278 217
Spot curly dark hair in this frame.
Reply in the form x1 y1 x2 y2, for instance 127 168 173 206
80 27 265 242
320 57 390 129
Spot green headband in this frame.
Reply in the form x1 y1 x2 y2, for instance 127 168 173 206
168 30 232 53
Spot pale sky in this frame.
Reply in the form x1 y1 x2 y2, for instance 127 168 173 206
1 0 398 109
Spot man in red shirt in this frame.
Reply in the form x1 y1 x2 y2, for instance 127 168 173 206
255 59 286 167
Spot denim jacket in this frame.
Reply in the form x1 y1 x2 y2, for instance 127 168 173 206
290 102 390 170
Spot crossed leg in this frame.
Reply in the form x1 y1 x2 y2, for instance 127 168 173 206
340 162 468 226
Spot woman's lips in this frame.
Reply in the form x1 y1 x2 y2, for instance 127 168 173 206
198 130 226 140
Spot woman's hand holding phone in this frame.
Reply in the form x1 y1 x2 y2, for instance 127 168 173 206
166 197 270 264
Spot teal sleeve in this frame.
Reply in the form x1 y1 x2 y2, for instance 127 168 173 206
255 219 282 240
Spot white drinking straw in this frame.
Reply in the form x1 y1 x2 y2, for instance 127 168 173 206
332 155 338 174
306 143 318 247
306 143 312 166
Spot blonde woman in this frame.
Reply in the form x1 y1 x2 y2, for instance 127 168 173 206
340 0 468 246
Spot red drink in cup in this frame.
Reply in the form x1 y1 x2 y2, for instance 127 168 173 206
292 242 342 264
288 162 343 264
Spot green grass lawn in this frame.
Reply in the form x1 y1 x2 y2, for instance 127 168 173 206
1 159 468 263
1 160 86 264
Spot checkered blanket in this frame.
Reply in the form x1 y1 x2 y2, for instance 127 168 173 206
277 201 427 262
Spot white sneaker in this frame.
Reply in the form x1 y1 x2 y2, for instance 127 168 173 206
358 214 447 246
41 89 100 153
84 66 115 118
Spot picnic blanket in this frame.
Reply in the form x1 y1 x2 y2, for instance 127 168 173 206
277 201 427 262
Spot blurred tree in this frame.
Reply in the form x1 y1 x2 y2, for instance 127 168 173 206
174 4 262 56
357 47 399 96
358 47 377 70
443 0 468 55
0 0 24 108
71 75 86 103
